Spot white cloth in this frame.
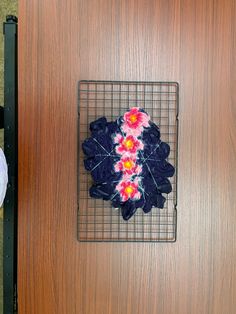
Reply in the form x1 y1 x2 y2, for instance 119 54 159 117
0 148 8 207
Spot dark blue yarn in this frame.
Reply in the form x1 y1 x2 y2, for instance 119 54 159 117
82 115 175 221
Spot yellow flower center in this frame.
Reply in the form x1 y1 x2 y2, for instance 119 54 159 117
123 160 134 170
124 139 134 149
129 114 137 123
124 186 134 195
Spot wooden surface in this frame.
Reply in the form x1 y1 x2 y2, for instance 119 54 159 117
18 1 236 313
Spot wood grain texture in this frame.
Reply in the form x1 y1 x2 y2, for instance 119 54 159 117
18 0 236 313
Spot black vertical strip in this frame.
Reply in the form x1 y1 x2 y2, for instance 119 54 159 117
3 15 18 314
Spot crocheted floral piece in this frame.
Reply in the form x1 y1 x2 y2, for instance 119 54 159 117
121 107 150 136
82 107 175 221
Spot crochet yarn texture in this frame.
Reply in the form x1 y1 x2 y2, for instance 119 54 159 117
82 107 175 220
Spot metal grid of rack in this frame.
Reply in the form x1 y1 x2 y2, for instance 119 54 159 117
78 81 178 242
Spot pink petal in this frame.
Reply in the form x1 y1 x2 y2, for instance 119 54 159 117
121 122 144 137
114 163 121 172
116 182 123 192
116 146 124 154
134 191 141 199
121 151 136 159
120 123 131 134
114 133 123 144
141 113 150 127
133 177 140 185
130 107 140 112
138 141 144 150
122 173 133 181
136 165 142 175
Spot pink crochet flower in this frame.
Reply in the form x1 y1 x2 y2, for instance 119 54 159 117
116 178 141 202
114 134 144 155
121 107 150 136
114 156 142 176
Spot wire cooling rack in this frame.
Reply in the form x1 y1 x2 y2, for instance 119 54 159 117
78 81 178 242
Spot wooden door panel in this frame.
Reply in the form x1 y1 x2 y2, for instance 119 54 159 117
18 1 236 313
